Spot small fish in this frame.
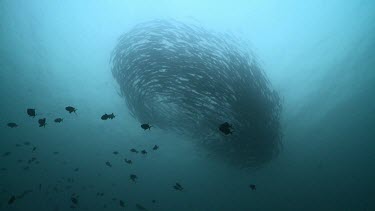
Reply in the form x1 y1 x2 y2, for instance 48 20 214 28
23 141 31 146
101 113 115 120
74 168 79 172
53 151 59 155
219 122 233 135
39 184 42 191
249 184 256 190
173 182 183 191
105 161 112 167
27 108 36 118
8 195 16 204
38 118 47 127
152 200 156 203
113 151 119 155
7 123 18 128
2 152 11 157
65 106 77 114
141 150 147 155
130 174 137 182
124 158 132 164
130 148 138 153
32 146 37 152
119 200 125 207
54 118 63 123
141 123 152 130
71 196 78 205
136 203 148 210
152 145 159 150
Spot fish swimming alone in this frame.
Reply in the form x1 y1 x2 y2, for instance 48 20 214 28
101 113 115 120
141 123 152 130
7 123 18 128
219 122 233 135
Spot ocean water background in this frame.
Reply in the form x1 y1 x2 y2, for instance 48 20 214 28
1 0 374 210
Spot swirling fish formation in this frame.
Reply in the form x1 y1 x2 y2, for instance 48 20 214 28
111 20 282 167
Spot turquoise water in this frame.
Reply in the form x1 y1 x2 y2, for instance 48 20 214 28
1 0 374 210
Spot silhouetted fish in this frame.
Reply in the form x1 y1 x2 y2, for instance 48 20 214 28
101 113 115 120
38 118 46 127
130 174 137 182
54 118 63 123
7 123 18 128
27 108 36 118
8 195 15 204
71 196 78 205
153 145 159 150
119 200 125 207
136 203 148 210
141 123 152 130
130 148 138 153
249 184 256 190
65 106 77 114
105 161 112 167
124 158 132 164
173 182 183 191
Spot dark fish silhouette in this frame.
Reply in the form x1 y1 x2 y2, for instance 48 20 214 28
101 113 115 120
32 146 37 152
173 182 183 191
2 152 11 157
54 118 63 123
113 151 119 155
136 203 148 210
249 184 256 190
27 108 36 118
219 122 233 135
71 196 78 205
38 118 47 127
124 158 132 164
119 200 125 207
8 195 16 204
130 148 138 153
141 150 147 155
7 123 18 128
105 161 112 167
153 145 159 150
152 200 156 203
65 106 77 114
130 174 137 182
141 123 152 130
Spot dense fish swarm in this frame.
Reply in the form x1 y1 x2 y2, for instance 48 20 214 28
111 20 282 167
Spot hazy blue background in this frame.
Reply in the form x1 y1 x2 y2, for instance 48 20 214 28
1 0 374 210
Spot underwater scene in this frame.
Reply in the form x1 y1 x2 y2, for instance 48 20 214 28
0 0 374 210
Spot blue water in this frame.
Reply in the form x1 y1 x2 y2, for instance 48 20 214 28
1 0 374 210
